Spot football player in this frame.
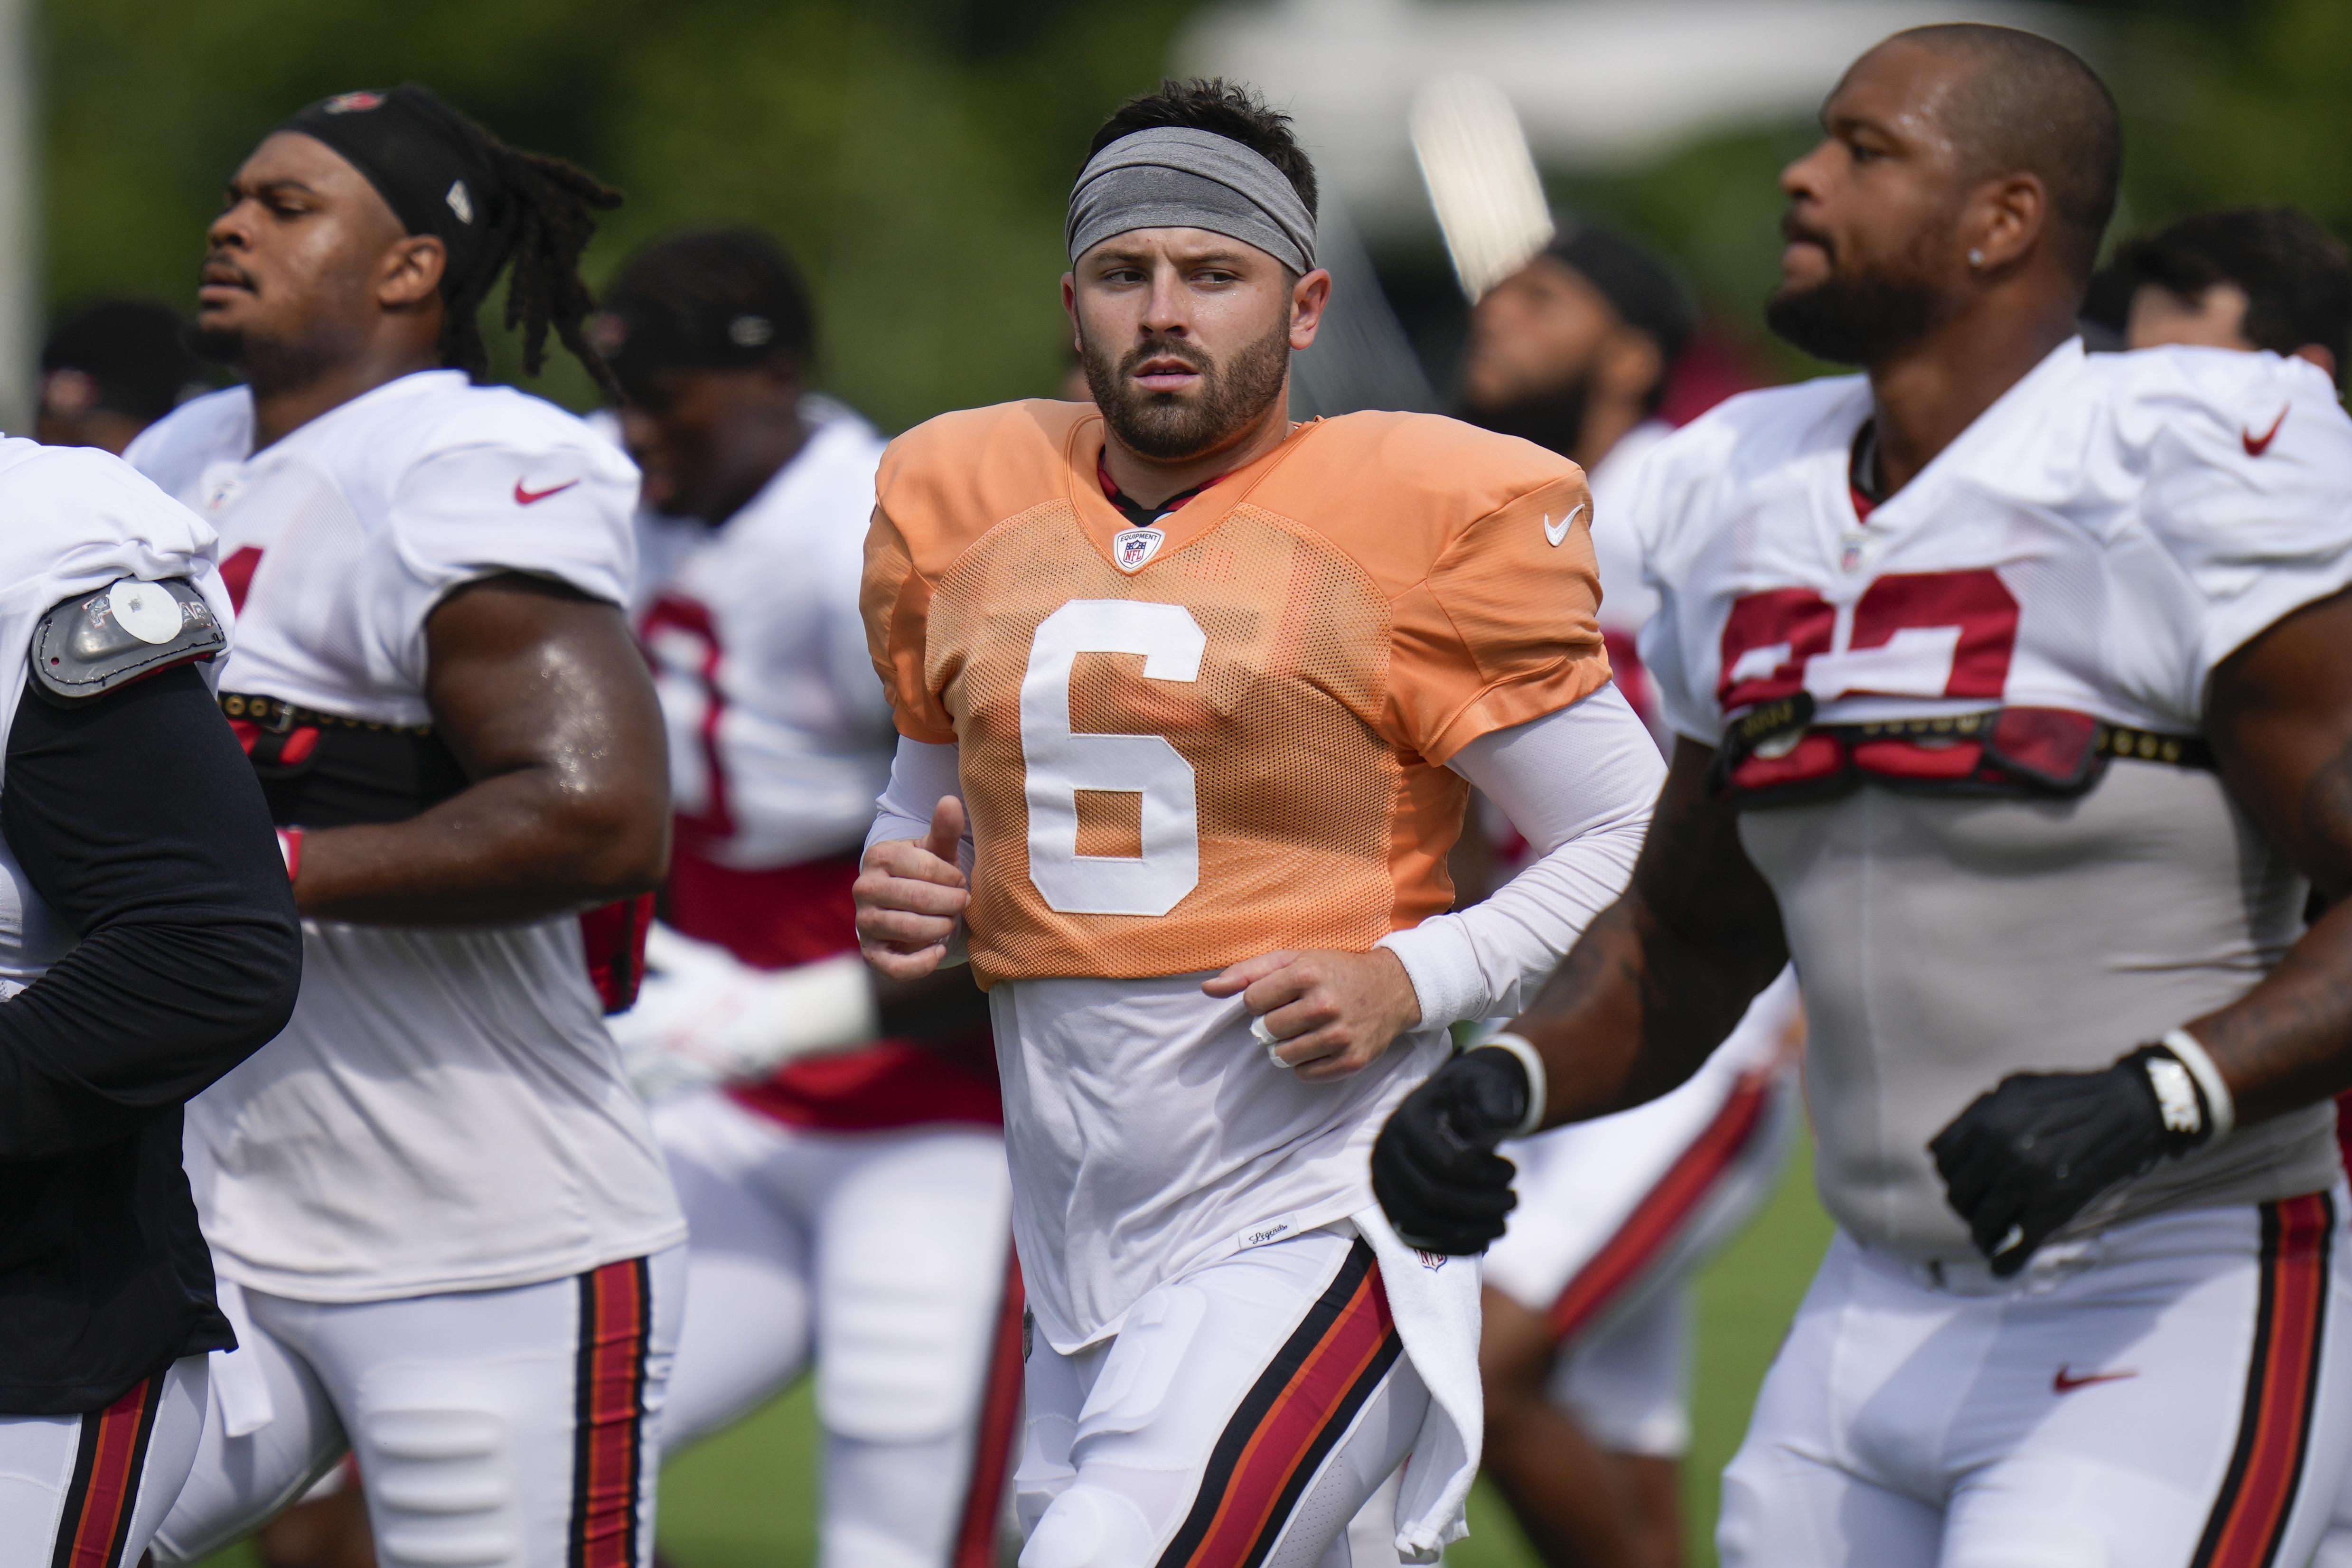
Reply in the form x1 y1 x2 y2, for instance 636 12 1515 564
597 228 1017 1568
127 86 686 1568
0 445 298 1566
1458 223 1801 1568
36 299 208 454
2097 207 2349 381
1376 25 2352 1565
853 79 1667 1565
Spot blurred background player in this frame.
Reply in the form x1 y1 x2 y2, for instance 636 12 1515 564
1454 223 1800 1568
2089 206 2350 381
36 297 206 452
0 441 298 1568
127 86 686 1568
855 78 1669 1566
595 228 1018 1568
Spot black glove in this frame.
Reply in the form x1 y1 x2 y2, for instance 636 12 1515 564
1930 1042 2216 1276
1370 1045 1531 1255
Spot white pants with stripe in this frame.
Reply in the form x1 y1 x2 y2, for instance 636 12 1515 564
1482 968 1799 1455
0 1356 206 1568
1721 1193 2352 1567
150 1249 682 1568
652 1090 1019 1568
1017 1227 1431 1568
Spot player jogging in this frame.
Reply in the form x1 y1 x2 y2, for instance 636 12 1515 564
853 79 1665 1565
1375 26 2352 1565
597 228 1017 1568
1457 221 1800 1568
127 86 686 1568
0 444 298 1566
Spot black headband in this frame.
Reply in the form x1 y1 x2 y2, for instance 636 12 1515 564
1545 223 1693 366
282 86 508 296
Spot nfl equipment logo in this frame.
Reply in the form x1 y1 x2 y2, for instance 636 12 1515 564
1113 527 1165 573
324 91 384 114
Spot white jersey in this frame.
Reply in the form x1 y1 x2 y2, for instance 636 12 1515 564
0 441 232 983
1587 418 1668 641
126 371 686 1303
637 404 894 870
1635 340 2352 1262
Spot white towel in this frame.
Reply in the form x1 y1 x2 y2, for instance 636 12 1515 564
1353 1206 1483 1563
210 1278 276 1439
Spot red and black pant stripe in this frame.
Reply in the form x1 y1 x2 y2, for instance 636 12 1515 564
50 1374 166 1568
2192 1192 2334 1568
1546 1069 1776 1343
570 1257 655 1568
950 1248 1028 1568
1154 1239 1405 1568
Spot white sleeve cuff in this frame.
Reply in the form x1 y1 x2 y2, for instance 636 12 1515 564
1478 1031 1549 1138
1377 918 1489 1032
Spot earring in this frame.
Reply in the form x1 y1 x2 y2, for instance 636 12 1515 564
1968 248 1985 268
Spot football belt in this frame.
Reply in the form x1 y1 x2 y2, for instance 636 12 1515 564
218 689 653 1014
1711 696 2214 807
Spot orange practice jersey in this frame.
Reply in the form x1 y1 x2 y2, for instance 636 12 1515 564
863 400 1607 986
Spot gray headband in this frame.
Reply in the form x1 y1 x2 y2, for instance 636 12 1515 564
1066 127 1317 274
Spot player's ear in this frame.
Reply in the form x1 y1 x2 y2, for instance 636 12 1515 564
1966 172 2045 276
1288 266 1331 351
380 234 447 310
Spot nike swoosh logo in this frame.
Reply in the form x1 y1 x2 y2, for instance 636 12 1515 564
1543 502 1586 548
2052 1366 2136 1393
514 478 580 506
2244 405 2289 457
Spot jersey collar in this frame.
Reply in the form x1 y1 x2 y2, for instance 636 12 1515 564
1064 413 1323 571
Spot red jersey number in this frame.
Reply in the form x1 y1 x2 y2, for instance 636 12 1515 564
1718 570 2019 713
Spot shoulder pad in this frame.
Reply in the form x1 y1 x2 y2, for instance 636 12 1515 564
31 577 224 703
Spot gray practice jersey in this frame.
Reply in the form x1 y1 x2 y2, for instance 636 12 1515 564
1634 339 2352 1264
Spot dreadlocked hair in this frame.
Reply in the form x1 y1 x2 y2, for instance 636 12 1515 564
431 106 623 397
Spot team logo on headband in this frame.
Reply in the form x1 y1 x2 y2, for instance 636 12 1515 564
1113 527 1165 573
727 315 774 348
323 91 384 114
445 180 474 225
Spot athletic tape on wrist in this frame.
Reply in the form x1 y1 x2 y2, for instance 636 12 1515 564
2160 1028 2235 1144
1478 1032 1549 1139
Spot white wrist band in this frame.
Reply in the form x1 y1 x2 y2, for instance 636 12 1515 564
1478 1032 1549 1139
2161 1028 2236 1144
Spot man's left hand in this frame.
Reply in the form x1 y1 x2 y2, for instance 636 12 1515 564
1202 948 1423 1083
1930 1042 2216 1276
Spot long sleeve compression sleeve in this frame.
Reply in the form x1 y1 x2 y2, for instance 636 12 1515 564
0 665 302 1157
1377 683 1665 1029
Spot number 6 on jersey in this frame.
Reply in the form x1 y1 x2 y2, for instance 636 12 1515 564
1019 599 1204 916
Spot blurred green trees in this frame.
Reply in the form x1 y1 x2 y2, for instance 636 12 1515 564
42 0 2352 428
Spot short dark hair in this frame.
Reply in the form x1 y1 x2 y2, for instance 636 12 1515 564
595 227 815 404
2095 208 2352 378
1892 24 2121 283
1087 78 1318 221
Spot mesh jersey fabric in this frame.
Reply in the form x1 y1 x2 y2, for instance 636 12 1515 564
864 400 1607 986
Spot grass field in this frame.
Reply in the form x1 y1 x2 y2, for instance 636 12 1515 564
206 1135 1833 1568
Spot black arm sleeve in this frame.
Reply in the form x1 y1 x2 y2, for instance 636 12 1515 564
0 665 301 1158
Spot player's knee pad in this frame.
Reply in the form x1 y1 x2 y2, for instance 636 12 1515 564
1017 1480 1162 1568
819 1245 1005 1443
358 1405 515 1568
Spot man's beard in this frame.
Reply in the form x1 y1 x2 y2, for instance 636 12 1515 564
1764 223 1957 365
192 317 351 398
1082 319 1290 461
1462 370 1592 461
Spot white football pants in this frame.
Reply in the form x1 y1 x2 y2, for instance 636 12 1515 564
653 1090 1020 1568
1484 967 1799 1456
1017 1228 1430 1568
0 1356 206 1568
150 1249 683 1568
1721 1192 2352 1567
